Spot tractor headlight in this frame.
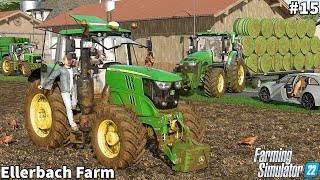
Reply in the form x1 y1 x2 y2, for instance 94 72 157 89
175 81 181 89
155 81 172 90
188 62 197 66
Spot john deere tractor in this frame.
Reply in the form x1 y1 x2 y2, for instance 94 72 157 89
25 15 209 172
0 37 41 76
175 31 246 97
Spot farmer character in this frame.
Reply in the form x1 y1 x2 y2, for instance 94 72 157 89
90 42 106 65
38 53 80 132
293 76 306 97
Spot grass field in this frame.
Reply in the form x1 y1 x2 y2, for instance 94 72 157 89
0 75 28 83
182 90 320 114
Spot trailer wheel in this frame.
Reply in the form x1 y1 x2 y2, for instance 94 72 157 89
252 77 261 89
19 61 31 77
25 80 70 148
91 105 146 169
177 101 205 142
228 60 246 93
2 56 15 76
204 67 225 97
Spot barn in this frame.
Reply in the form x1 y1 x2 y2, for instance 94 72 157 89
36 0 301 71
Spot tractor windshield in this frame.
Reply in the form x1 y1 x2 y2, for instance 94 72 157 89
93 36 144 50
197 36 223 61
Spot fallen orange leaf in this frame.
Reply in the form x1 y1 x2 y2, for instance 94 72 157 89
239 136 257 145
11 120 17 129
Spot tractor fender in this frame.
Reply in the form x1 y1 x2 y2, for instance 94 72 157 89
28 68 41 82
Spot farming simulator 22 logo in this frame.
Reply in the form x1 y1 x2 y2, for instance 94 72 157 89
254 148 319 178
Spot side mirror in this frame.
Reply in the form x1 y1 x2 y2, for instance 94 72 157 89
41 64 47 72
66 39 75 52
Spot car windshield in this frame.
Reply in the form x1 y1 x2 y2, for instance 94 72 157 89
93 36 143 50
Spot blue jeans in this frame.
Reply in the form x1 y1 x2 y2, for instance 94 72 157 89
61 92 77 128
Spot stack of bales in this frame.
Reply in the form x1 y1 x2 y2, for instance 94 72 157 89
234 18 320 73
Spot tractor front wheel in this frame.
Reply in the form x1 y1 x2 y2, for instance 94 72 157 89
2 56 15 76
204 67 225 97
178 101 205 141
91 105 146 169
228 60 246 93
25 80 70 148
19 61 31 77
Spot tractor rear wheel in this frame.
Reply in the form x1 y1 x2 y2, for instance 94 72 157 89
91 105 146 169
177 101 205 141
203 67 225 97
2 56 15 76
228 60 246 93
25 80 70 148
19 61 31 77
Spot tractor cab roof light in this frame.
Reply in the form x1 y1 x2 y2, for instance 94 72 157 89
108 21 120 30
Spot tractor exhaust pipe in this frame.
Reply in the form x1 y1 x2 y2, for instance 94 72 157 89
77 24 94 115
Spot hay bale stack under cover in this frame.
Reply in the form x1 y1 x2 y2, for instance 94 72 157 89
310 36 320 54
305 52 314 69
290 36 301 55
272 53 283 72
241 36 255 56
306 19 316 37
266 36 277 55
260 53 272 72
246 18 260 38
273 19 286 38
245 53 259 73
282 53 292 71
296 20 307 38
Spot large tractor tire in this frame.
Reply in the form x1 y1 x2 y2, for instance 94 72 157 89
19 61 32 77
203 67 225 97
25 80 70 148
177 101 205 142
227 60 246 93
91 105 146 169
2 56 15 76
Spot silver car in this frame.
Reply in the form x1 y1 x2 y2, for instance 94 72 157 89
258 73 320 110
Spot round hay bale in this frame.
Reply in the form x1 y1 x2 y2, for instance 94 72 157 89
300 37 311 55
310 36 320 53
282 53 293 71
260 53 272 72
314 53 320 68
237 18 246 35
273 19 285 38
241 36 255 56
242 18 250 35
266 36 277 55
306 19 316 37
296 20 307 38
254 36 267 56
290 36 301 55
233 18 242 33
245 53 259 73
260 18 273 38
278 36 290 55
272 53 283 72
305 52 314 69
285 19 297 38
247 18 260 38
293 52 304 70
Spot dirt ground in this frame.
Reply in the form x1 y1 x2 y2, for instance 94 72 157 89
0 81 320 179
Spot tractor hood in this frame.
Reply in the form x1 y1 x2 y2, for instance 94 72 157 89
107 64 182 82
180 50 212 63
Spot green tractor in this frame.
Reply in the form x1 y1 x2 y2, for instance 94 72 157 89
175 31 246 97
25 15 209 172
0 37 41 76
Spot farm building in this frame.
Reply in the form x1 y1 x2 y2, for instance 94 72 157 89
36 0 301 71
0 10 44 54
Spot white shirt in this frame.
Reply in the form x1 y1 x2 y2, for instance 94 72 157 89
67 68 73 92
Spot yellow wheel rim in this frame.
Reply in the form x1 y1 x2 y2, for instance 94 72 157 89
21 65 26 74
2 61 9 73
238 65 245 85
97 120 120 158
218 74 224 93
30 94 52 137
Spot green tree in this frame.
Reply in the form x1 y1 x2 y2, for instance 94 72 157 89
0 0 20 12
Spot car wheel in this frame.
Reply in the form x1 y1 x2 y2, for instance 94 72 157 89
259 87 272 103
301 93 317 110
